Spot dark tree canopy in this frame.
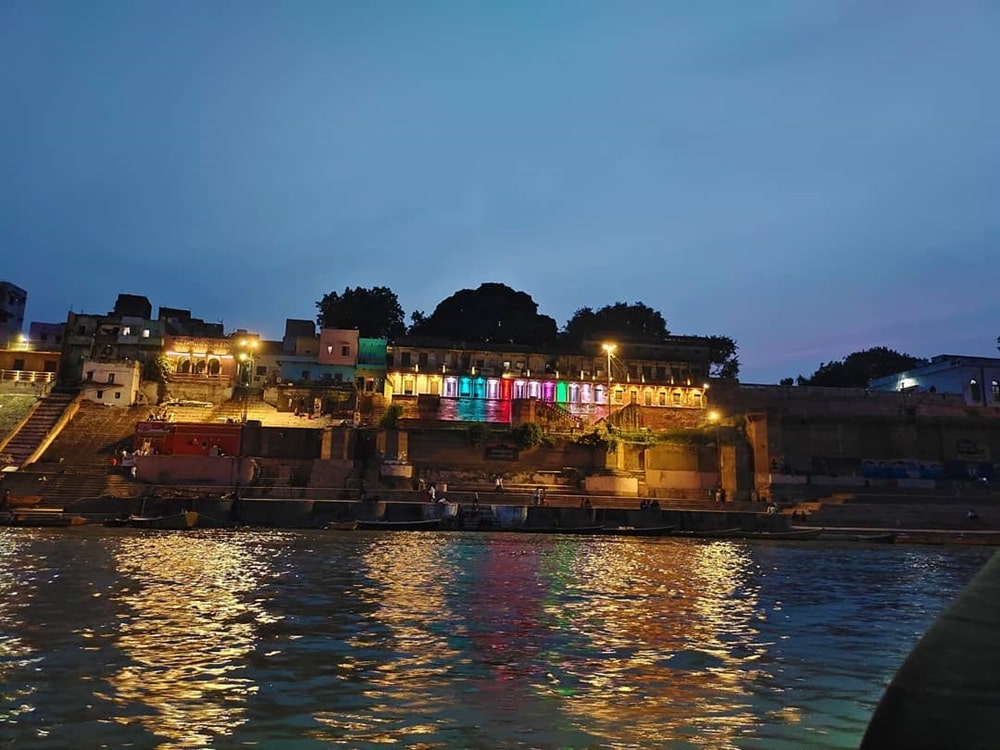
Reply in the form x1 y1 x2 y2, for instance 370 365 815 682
562 302 669 346
705 335 740 379
316 286 406 339
800 346 925 388
407 283 558 346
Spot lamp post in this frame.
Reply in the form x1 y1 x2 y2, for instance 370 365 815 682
708 410 722 500
236 338 258 423
602 343 616 414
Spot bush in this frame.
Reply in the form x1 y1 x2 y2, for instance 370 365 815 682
511 422 543 449
380 403 403 429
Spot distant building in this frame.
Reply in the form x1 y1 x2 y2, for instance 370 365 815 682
158 306 224 338
869 355 1000 407
283 319 317 354
79 359 142 407
111 293 152 319
28 322 65 350
0 281 27 348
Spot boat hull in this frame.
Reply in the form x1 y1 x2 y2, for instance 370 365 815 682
128 511 199 530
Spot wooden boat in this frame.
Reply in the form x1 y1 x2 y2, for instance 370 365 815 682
356 518 442 531
600 525 677 537
819 530 898 543
3 509 88 527
325 520 358 531
733 527 824 541
670 527 743 538
128 510 199 530
3 494 43 509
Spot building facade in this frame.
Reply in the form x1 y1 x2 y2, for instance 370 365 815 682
869 355 1000 407
0 281 27 348
79 358 142 406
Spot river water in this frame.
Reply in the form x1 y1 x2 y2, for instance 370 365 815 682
0 527 991 749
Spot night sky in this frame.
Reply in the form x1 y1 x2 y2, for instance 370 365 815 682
3 1 998 383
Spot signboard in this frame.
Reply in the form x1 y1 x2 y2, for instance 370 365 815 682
485 444 519 461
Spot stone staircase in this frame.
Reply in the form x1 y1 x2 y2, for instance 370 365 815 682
534 401 583 431
0 391 76 467
793 490 1000 531
9 402 148 508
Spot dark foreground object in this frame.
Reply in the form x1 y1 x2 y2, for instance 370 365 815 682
861 551 1000 749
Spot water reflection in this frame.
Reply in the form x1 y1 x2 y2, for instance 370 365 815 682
0 530 37 721
313 533 463 744
532 538 765 747
104 531 269 747
0 529 992 749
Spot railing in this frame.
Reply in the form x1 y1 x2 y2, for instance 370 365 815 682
0 370 56 383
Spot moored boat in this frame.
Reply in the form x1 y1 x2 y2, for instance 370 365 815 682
325 520 358 531
670 527 743 538
733 527 824 541
128 510 199 530
600 525 677 537
2 509 88 527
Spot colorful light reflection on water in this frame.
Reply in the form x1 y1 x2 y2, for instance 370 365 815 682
0 527 991 748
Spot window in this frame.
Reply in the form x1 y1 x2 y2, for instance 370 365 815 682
993 381 1000 401
115 392 121 399
418 352 429 368
122 326 131 336
256 365 267 376
107 373 115 384
142 329 150 338
970 379 981 402
40 333 48 342
97 390 103 398
44 360 57 372
13 358 24 370
341 345 350 357
401 352 411 367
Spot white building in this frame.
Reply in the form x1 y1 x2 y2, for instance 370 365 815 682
869 355 1000 407
80 359 142 407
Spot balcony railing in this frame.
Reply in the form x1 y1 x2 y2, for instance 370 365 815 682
0 369 56 383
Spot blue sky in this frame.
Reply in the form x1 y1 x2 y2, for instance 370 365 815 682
2 1 998 383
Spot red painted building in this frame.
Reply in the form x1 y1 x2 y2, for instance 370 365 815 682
135 421 242 456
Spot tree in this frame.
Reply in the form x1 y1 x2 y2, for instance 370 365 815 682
705 335 740 379
316 286 406 339
407 283 558 346
562 302 669 346
801 347 925 388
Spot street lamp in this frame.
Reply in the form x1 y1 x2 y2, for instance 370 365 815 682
602 343 616 413
708 410 723 500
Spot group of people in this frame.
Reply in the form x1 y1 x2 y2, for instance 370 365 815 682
639 498 660 510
